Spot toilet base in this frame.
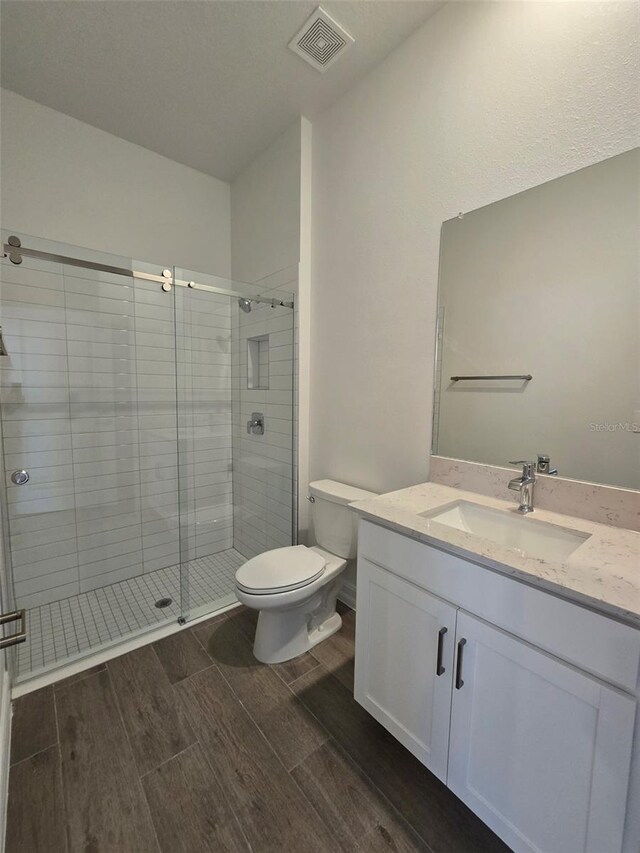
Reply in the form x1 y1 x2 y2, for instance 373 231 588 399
235 547 348 664
252 587 343 664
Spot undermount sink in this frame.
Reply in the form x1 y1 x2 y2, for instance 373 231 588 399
421 500 591 562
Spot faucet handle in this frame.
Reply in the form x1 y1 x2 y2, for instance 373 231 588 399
536 454 558 475
509 460 536 478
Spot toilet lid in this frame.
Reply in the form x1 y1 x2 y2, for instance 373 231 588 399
235 546 326 594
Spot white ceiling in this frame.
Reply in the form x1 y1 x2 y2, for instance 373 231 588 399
0 1 443 181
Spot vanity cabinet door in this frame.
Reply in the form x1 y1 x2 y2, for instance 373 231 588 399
448 611 636 853
354 557 457 782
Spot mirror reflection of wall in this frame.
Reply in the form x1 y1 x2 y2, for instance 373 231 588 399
434 148 640 490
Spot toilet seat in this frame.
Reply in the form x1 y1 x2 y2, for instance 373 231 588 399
235 545 326 595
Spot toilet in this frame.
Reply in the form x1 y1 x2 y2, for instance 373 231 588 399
235 479 377 663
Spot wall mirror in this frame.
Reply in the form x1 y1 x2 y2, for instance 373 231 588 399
432 148 639 491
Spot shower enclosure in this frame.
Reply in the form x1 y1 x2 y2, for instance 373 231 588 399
0 231 296 683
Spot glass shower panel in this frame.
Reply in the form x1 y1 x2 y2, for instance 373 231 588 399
232 295 296 562
173 267 237 621
0 233 181 681
174 267 295 623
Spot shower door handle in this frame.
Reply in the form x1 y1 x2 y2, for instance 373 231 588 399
0 609 26 649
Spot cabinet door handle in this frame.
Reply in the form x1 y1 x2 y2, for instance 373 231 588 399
455 638 467 689
436 626 447 676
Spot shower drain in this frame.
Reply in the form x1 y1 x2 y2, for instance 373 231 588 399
155 597 173 609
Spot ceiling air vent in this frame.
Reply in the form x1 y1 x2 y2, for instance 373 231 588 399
288 7 354 73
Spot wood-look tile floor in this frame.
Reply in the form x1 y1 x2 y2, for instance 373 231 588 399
6 603 509 853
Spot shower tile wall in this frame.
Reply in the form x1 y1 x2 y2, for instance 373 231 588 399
0 250 233 610
231 269 296 560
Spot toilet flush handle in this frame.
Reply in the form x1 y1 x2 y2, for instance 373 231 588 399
307 495 315 503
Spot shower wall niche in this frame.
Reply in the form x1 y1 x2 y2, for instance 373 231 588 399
247 335 270 390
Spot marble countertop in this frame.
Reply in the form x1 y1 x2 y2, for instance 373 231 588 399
352 482 640 628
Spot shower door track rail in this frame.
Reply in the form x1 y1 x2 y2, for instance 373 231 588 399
3 242 294 308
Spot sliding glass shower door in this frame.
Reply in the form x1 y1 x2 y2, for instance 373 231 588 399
173 266 296 623
0 232 183 679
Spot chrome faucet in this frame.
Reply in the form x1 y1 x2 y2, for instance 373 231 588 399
508 461 536 513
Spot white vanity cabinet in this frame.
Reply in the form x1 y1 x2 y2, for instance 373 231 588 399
354 561 457 781
354 521 639 853
447 611 635 853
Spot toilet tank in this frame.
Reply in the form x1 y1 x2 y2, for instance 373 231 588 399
309 479 378 559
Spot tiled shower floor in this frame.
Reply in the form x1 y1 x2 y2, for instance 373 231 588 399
16 548 246 680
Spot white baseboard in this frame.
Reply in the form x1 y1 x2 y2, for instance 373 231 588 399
338 580 357 611
0 666 11 853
